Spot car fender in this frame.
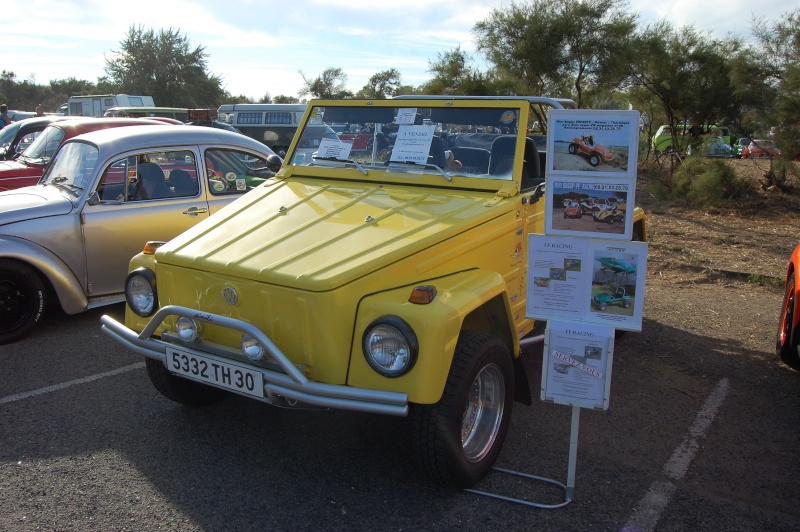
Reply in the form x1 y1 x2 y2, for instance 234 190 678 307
347 269 514 404
0 234 88 314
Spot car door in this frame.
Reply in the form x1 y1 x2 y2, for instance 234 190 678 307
82 148 212 298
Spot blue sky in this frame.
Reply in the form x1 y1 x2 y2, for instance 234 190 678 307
3 0 794 104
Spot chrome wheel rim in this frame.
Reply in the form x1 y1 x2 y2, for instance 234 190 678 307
461 363 505 463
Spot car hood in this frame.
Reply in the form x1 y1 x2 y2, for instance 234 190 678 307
156 178 506 291
0 158 28 178
0 186 74 226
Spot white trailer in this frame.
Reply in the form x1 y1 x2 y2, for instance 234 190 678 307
56 94 156 117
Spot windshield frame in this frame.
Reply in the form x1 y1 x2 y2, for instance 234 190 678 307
39 140 100 198
284 98 564 192
20 124 66 165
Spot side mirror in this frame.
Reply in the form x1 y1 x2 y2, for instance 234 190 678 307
86 190 100 206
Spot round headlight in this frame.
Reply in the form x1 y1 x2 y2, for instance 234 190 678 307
241 333 266 361
125 268 157 317
362 317 418 377
176 317 201 343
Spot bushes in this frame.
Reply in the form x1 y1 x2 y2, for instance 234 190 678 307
670 158 743 205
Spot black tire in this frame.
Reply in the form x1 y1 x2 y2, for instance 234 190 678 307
0 259 47 344
568 143 578 154
623 301 631 309
598 302 608 311
589 153 601 167
410 331 513 488
145 357 228 406
777 274 800 367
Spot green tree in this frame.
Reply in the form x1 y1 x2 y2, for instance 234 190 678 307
753 9 800 158
473 0 636 106
355 69 402 99
104 26 226 108
298 68 353 99
421 47 494 95
625 22 738 151
273 94 301 103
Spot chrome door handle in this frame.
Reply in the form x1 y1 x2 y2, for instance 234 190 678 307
182 206 209 216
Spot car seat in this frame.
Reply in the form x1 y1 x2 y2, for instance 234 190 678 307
134 162 171 200
168 169 198 197
428 136 447 168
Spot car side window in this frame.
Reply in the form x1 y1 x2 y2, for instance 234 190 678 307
204 148 275 196
96 150 198 202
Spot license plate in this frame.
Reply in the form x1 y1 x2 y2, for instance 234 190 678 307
166 347 264 398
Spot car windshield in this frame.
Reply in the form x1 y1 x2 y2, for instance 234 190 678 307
0 121 21 149
40 141 98 197
289 104 530 181
20 124 65 165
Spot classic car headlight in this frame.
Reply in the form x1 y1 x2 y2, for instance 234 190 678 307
362 316 418 377
176 317 202 343
241 334 266 362
125 268 157 317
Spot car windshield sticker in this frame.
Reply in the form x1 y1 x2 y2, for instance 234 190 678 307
500 110 517 124
395 108 418 124
389 124 435 164
317 138 353 159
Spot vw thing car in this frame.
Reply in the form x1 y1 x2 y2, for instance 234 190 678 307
102 97 647 488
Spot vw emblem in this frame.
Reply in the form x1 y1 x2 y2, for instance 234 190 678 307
222 286 239 306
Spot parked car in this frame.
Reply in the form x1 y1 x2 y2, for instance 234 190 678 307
651 123 732 152
0 115 70 160
0 117 174 191
563 199 582 218
686 136 734 158
742 139 781 159
0 125 281 344
7 110 37 122
732 137 752 158
100 96 648 489
777 243 800 368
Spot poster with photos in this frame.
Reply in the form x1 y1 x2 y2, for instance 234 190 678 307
541 320 614 410
526 235 648 331
546 109 640 179
545 177 634 240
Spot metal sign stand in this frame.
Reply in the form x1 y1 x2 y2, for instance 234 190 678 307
465 405 580 509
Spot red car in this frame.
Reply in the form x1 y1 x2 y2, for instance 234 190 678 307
778 243 800 368
568 135 614 167
0 117 173 191
563 199 582 218
742 139 781 159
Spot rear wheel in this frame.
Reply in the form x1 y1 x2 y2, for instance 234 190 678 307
146 358 228 406
411 331 513 488
568 143 578 154
0 260 47 345
777 274 800 367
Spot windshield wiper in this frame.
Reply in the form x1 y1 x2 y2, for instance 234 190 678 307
387 160 452 181
311 155 368 175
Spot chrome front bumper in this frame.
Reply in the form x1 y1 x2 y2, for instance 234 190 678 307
100 305 409 416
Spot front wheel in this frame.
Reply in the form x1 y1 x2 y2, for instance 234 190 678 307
589 153 601 166
0 259 47 344
568 143 578 154
411 331 513 488
146 358 228 406
777 274 800 367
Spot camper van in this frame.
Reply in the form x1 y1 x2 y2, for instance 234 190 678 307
56 94 156 117
217 103 308 156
